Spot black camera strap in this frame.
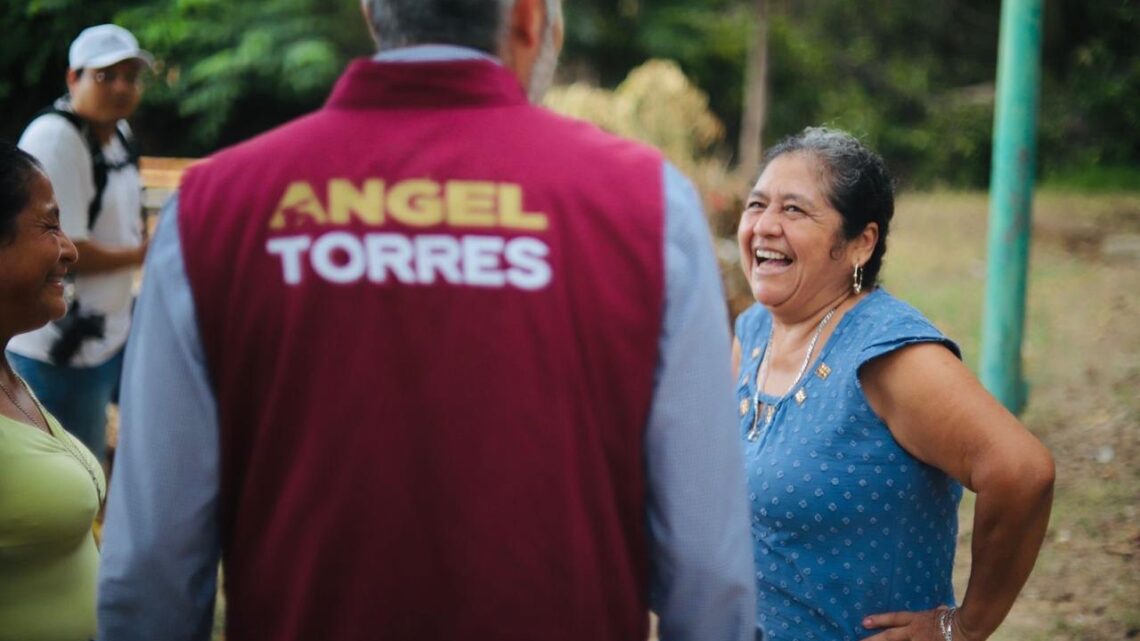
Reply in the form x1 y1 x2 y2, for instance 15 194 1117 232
30 99 139 231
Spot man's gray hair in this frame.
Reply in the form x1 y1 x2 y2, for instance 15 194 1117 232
366 0 561 53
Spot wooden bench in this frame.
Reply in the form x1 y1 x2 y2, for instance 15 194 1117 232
140 156 196 213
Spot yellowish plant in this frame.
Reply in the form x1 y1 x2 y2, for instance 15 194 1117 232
545 59 725 176
545 58 746 224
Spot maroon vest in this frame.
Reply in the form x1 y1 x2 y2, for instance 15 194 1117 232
179 59 665 641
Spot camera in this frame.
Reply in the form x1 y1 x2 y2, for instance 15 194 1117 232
49 300 106 366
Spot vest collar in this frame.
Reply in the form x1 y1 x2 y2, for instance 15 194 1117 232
372 44 499 64
325 58 529 110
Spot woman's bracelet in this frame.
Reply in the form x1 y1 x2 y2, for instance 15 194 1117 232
938 606 957 641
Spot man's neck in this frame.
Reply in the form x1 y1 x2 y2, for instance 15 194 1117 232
84 120 116 145
58 97 117 144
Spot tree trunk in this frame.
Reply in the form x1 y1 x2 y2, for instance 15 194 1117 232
738 0 769 175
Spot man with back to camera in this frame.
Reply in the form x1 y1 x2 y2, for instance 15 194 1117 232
97 2 755 640
10 24 150 466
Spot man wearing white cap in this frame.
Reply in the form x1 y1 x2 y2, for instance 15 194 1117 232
9 24 153 465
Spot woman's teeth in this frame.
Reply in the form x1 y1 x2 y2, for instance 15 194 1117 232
754 248 790 263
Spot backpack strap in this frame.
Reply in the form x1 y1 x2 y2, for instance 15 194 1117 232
32 102 138 230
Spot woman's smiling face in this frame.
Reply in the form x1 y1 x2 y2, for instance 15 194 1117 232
738 152 872 318
0 169 77 335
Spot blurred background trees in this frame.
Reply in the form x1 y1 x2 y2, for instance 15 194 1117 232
1 0 371 153
2 0 1137 191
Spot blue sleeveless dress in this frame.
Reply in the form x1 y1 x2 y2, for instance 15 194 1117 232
734 289 963 641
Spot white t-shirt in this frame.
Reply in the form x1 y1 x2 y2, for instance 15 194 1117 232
11 111 143 367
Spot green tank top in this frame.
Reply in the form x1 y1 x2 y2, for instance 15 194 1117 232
0 403 105 641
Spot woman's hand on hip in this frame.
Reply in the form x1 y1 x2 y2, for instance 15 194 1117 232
862 606 966 641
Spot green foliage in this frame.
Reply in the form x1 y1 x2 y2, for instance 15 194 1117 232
0 0 370 154
1 0 1135 186
115 0 370 153
1040 165 1140 193
756 1 1005 189
564 0 1139 191
0 0 148 139
560 0 1007 188
1037 1 1140 180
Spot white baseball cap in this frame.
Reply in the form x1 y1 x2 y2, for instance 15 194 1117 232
68 24 155 71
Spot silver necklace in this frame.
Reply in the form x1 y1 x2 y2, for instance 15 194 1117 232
0 372 104 502
746 302 842 441
0 373 47 431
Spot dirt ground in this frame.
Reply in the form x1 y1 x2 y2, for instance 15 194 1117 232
890 191 1140 641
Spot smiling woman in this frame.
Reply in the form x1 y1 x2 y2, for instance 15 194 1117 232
732 127 1055 641
0 140 106 641
0 154 75 329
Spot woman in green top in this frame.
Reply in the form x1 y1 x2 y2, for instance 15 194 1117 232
0 141 105 641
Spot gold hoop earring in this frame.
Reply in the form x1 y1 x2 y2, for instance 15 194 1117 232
853 264 864 294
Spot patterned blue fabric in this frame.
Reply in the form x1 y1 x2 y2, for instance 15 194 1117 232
734 289 963 641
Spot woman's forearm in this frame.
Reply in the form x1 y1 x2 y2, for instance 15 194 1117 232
957 448 1055 639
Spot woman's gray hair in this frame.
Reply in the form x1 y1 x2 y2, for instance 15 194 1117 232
759 127 896 289
366 0 560 53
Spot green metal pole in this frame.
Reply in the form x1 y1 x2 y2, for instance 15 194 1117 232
981 0 1044 414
